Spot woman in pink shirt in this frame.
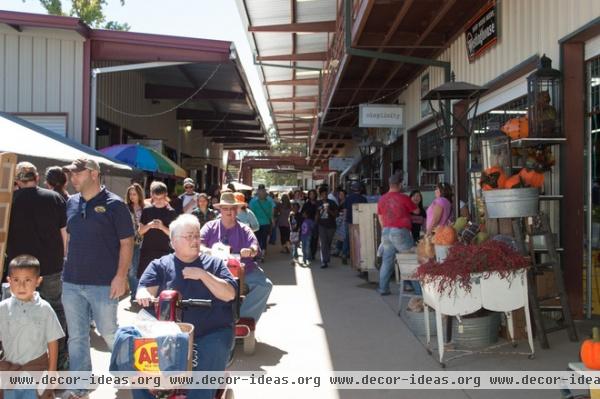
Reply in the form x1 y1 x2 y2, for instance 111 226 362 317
426 182 453 234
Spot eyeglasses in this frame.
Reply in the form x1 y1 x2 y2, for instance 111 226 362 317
220 207 237 212
177 233 201 241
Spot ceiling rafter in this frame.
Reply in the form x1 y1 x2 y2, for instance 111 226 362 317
336 0 414 127
257 51 327 62
248 20 336 33
265 78 319 86
270 95 318 103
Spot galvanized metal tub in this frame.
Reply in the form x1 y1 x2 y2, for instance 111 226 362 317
400 296 439 336
451 312 501 349
483 188 539 218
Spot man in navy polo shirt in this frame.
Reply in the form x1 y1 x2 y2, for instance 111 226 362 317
61 158 134 397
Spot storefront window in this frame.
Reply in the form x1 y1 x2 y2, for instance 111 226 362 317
418 128 444 186
587 56 600 248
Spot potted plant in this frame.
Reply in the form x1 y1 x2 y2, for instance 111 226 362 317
415 240 530 315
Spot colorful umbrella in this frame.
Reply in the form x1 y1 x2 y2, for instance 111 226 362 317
100 144 187 178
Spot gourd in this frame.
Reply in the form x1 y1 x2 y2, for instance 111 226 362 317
501 116 529 140
504 174 525 189
480 166 507 191
518 168 545 188
432 225 457 245
581 327 600 369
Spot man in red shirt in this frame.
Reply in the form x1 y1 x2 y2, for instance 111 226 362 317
376 171 417 295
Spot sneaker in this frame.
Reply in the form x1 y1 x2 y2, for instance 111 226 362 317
320 263 329 269
341 257 348 265
376 288 391 296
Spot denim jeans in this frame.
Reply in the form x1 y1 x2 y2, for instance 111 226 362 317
240 267 273 323
132 328 234 399
269 224 277 245
379 227 414 294
38 272 68 368
128 244 141 300
318 225 336 265
255 225 271 252
5 389 37 399
342 226 351 258
301 235 312 261
62 282 118 381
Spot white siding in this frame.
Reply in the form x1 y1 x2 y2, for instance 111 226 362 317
0 25 84 141
399 0 600 131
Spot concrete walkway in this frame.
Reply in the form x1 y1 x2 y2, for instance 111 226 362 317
86 246 587 399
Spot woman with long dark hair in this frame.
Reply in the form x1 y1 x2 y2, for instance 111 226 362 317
409 190 427 242
125 183 146 303
277 194 292 253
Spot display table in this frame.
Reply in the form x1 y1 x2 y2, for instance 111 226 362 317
422 268 535 366
568 362 600 399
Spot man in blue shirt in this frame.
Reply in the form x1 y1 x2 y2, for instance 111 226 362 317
61 158 134 398
249 184 274 256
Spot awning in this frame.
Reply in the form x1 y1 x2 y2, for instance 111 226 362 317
0 112 135 176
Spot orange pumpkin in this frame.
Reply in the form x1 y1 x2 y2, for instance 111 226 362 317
504 174 524 189
581 327 600 369
518 168 545 188
432 225 457 245
480 166 507 190
501 116 529 140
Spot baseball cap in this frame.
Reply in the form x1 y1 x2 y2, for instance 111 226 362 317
62 158 100 173
350 181 361 192
183 178 194 187
15 162 38 182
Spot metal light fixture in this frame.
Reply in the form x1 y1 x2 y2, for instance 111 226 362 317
421 73 487 216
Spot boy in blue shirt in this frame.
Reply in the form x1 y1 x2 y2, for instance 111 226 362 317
0 255 64 399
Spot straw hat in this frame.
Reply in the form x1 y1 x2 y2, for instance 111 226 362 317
233 192 247 206
212 192 245 209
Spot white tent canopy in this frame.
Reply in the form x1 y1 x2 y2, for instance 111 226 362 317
222 181 253 191
0 112 133 175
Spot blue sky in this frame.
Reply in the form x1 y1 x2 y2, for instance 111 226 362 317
1 0 273 128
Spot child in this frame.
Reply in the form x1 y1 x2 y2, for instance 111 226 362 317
288 201 302 261
0 255 64 399
300 210 315 265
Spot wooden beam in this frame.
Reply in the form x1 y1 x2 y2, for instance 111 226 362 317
265 78 319 86
277 127 311 132
273 109 316 116
248 21 336 33
270 95 318 103
192 121 259 130
177 108 256 121
202 131 264 138
213 138 267 144
145 84 243 100
257 52 327 62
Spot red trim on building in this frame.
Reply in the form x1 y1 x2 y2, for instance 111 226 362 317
0 10 90 37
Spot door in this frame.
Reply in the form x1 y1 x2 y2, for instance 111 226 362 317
0 153 17 277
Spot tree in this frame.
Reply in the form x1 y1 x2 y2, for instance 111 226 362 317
29 0 130 30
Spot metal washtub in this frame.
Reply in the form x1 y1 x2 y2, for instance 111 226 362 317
483 188 539 218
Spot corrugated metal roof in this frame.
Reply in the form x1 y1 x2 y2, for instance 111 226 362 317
236 0 334 139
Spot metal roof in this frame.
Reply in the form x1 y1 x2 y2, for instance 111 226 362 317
236 0 336 145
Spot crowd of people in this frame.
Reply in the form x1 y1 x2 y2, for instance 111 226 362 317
1 155 463 399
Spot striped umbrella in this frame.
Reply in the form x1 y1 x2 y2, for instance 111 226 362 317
100 144 187 178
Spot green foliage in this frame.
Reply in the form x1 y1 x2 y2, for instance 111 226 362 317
27 0 129 30
252 169 298 188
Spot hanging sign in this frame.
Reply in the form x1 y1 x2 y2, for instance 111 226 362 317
329 157 356 171
465 1 498 63
359 104 403 128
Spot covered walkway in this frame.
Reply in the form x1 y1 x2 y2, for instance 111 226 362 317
88 247 584 399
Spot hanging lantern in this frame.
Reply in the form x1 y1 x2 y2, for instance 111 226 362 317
527 54 562 138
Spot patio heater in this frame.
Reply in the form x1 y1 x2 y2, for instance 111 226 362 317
421 74 487 217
